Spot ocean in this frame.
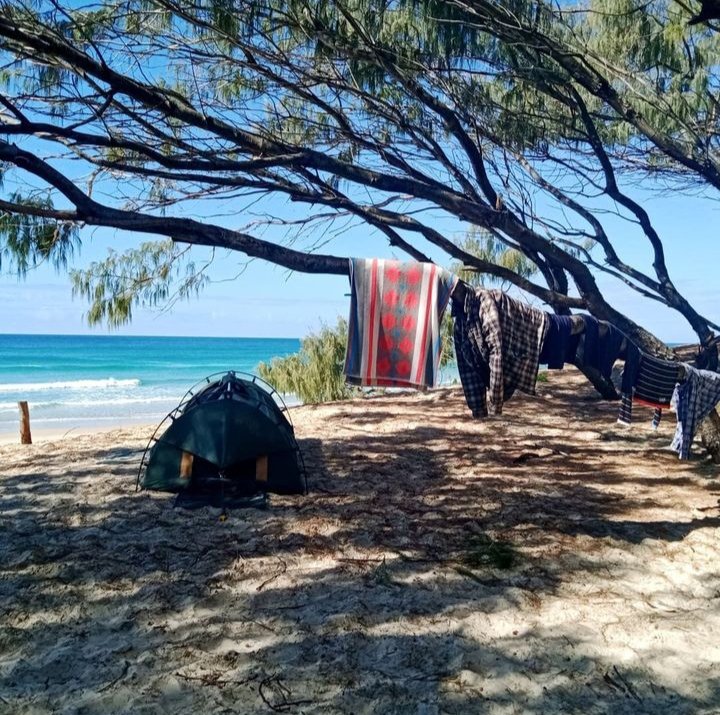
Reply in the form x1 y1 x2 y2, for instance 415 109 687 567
0 334 302 435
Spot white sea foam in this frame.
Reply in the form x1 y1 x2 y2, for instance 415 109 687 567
59 396 172 407
0 378 141 393
0 400 57 411
0 395 172 412
0 412 165 426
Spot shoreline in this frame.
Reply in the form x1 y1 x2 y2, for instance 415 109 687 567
0 383 465 445
0 419 158 445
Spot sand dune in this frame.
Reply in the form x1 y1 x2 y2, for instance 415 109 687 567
1 368 719 714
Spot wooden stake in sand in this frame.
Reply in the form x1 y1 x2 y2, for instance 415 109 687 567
18 401 32 445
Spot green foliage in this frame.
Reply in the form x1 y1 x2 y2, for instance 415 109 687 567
257 318 354 404
452 230 538 289
439 310 456 370
0 193 80 274
0 0 716 341
70 240 209 328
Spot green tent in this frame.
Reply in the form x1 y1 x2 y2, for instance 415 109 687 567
138 372 306 507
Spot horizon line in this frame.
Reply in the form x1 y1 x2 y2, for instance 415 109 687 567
0 332 302 341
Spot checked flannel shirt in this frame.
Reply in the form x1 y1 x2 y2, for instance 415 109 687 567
453 288 548 417
670 365 720 459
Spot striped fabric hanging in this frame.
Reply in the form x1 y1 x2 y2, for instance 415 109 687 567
344 258 458 389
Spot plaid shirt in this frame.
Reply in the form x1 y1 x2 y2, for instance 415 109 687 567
670 365 720 459
453 288 548 416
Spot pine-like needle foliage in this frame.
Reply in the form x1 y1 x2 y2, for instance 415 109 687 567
70 240 209 328
0 194 79 274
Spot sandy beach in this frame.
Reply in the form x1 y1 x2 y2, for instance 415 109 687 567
1 367 719 714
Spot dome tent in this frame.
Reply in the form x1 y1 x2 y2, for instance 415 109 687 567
138 372 306 508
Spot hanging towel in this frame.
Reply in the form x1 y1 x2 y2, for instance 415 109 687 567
344 258 458 388
670 365 720 459
453 288 548 416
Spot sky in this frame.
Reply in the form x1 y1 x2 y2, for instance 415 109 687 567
0 178 718 342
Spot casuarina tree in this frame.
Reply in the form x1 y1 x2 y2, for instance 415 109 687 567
1 0 718 450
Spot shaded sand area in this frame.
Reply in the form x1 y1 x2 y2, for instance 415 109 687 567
1 368 719 714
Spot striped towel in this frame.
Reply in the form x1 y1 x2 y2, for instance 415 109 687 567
344 258 458 388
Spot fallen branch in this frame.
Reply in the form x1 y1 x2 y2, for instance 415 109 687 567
258 675 313 712
256 557 288 591
175 671 259 689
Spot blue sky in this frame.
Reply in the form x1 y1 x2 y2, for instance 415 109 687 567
0 183 718 342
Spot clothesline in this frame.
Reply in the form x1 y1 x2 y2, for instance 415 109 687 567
453 277 693 379
342 258 720 461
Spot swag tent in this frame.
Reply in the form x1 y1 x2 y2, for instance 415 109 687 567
137 371 306 507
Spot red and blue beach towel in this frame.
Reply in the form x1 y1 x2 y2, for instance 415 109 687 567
344 259 458 388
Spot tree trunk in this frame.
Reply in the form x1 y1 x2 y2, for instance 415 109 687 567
573 363 619 400
699 411 720 464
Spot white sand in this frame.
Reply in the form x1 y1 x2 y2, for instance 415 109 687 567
1 368 719 714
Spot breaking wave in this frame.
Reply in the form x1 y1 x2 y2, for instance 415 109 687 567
0 378 141 393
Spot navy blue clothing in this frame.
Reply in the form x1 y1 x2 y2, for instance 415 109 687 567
574 315 628 380
539 314 577 369
574 315 599 372
596 323 628 378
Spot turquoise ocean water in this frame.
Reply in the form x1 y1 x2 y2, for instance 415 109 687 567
0 334 301 434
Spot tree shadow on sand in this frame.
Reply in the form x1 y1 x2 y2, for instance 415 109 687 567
1 381 719 713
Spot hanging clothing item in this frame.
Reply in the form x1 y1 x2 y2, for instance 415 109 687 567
574 314 599 371
452 292 492 418
453 287 548 416
670 365 720 459
574 315 629 379
344 258 457 389
617 352 679 425
596 322 630 378
620 339 641 395
539 314 578 369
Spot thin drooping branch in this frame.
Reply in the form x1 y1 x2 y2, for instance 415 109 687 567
0 139 349 275
0 137 590 309
456 0 720 189
0 16 604 303
570 87 714 341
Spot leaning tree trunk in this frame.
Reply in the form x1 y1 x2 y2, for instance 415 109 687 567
696 343 720 464
613 339 720 463
573 364 619 400
699 412 720 464
527 283 719 458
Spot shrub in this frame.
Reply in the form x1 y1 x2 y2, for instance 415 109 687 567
257 318 354 404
